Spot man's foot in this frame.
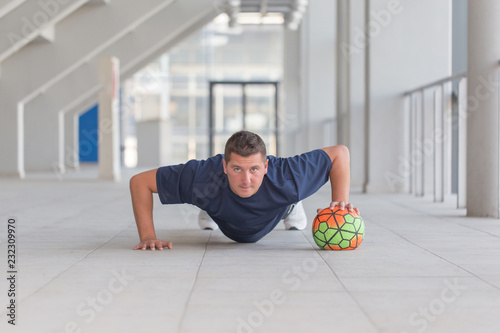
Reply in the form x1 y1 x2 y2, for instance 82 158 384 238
198 210 219 230
283 201 307 230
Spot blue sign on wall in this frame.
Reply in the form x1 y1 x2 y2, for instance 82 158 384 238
79 104 98 162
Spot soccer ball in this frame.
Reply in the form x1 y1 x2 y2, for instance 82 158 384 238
312 207 365 250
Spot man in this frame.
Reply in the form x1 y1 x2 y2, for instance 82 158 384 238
130 130 358 250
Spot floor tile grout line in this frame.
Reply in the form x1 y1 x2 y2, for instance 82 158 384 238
176 231 212 333
386 196 500 239
1 224 132 315
370 219 500 292
299 230 382 333
448 220 500 239
6 197 133 241
5 187 130 219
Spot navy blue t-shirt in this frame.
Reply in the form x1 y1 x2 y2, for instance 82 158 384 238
156 149 332 243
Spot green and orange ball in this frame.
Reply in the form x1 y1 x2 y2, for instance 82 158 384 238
312 207 365 250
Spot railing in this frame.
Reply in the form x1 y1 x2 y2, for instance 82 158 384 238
404 72 467 208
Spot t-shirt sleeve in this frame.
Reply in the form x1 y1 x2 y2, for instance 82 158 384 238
156 160 198 205
284 149 332 201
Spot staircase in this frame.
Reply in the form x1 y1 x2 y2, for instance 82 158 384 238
0 0 219 176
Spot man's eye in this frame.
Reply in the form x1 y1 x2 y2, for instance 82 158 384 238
251 168 258 172
234 168 241 172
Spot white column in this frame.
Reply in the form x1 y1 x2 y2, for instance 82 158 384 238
98 57 121 181
336 0 350 146
466 1 500 217
457 78 467 208
365 0 451 193
415 92 424 197
403 94 411 193
349 0 366 192
282 26 301 157
442 82 453 198
433 86 444 202
64 111 80 171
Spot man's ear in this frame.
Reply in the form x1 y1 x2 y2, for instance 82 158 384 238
264 159 268 174
223 158 228 174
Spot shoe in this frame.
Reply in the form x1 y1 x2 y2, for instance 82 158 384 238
198 210 219 230
283 201 307 230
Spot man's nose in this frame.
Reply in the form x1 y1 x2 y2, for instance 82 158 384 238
241 171 251 183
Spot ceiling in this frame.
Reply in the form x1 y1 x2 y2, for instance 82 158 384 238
219 0 308 29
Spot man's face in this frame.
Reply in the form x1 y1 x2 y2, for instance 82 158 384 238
223 152 268 198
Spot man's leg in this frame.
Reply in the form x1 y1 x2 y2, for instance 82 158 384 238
283 201 307 230
198 210 219 230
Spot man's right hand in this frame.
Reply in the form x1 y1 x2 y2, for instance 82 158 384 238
130 169 170 251
133 237 173 251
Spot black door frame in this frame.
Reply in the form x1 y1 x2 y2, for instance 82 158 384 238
208 80 279 156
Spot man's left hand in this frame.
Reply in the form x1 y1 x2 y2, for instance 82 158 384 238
316 201 360 215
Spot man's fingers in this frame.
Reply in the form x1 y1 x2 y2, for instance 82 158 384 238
134 240 172 251
133 242 147 250
329 201 339 209
134 241 146 250
325 201 360 215
347 205 359 215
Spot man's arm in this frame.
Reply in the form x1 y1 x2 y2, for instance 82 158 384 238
129 169 172 251
320 146 359 214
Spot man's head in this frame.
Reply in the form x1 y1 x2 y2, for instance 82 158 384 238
223 131 268 198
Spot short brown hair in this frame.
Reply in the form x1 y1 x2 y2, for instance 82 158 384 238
224 131 267 162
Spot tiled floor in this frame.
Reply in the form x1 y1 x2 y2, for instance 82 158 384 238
1 169 500 333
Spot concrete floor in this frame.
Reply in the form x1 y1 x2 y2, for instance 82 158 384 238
1 168 500 333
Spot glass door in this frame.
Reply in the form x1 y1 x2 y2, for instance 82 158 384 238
209 81 278 156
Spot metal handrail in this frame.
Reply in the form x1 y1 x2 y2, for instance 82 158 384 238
402 69 469 209
404 71 466 95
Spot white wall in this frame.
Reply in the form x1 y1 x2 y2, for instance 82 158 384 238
282 0 337 157
283 0 452 194
301 0 337 152
347 0 367 191
367 0 452 192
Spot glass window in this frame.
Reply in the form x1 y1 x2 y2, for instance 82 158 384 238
122 15 283 166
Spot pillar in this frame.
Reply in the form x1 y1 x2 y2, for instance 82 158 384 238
466 1 500 217
282 25 301 156
348 0 366 191
0 102 21 177
98 57 121 181
336 0 350 147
